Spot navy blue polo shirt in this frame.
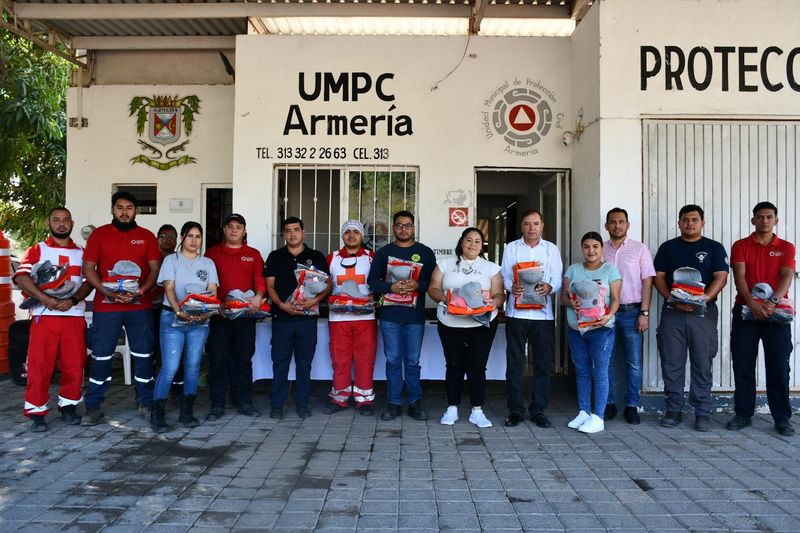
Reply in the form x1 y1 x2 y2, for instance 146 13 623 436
264 244 330 321
653 236 729 288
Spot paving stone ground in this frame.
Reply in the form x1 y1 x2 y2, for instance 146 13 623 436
1 372 799 532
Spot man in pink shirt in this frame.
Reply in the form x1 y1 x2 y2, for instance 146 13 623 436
602 208 655 424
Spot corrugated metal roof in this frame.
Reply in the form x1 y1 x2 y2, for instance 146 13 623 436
8 0 585 42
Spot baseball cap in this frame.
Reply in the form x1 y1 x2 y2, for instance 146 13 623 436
673 267 702 284
571 279 602 309
751 282 774 300
341 219 365 237
224 213 246 226
455 281 486 309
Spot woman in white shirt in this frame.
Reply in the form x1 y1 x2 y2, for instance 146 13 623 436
428 227 505 428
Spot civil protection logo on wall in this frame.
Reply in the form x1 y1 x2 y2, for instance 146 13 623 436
129 95 200 170
480 78 560 156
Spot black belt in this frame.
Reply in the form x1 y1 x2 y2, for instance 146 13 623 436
618 303 641 312
163 305 175 313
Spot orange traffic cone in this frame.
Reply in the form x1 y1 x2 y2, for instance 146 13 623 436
0 230 15 374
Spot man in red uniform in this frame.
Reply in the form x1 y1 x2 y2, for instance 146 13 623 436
15 207 92 431
727 201 796 436
205 214 266 419
325 220 377 416
82 192 161 425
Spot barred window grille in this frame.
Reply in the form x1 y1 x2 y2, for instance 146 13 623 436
274 164 418 254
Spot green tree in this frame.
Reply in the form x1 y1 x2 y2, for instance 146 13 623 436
0 23 71 249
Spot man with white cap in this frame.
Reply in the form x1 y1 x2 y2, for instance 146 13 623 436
324 220 377 416
654 204 728 432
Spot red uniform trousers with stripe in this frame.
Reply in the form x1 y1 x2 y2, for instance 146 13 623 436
24 316 87 416
328 320 377 406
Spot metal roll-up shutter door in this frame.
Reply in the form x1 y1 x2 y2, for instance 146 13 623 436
642 120 799 393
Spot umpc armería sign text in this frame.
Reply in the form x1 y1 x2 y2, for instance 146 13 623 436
641 45 800 92
284 72 413 136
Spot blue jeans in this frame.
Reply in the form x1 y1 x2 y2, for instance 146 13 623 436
271 319 318 409
607 307 643 407
568 326 615 417
153 310 209 400
85 310 155 409
380 321 425 405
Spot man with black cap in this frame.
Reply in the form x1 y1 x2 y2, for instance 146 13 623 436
205 213 266 419
265 216 331 419
654 204 728 432
325 220 377 416
727 201 796 436
82 192 161 425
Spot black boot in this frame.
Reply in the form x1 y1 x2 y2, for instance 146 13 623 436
150 399 170 433
178 395 200 428
60 405 81 425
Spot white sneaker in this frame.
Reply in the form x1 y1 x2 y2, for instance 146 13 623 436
578 414 605 434
568 410 591 429
440 406 459 425
469 409 493 428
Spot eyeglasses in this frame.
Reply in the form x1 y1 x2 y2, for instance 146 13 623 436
158 234 177 239
394 223 414 230
340 256 357 269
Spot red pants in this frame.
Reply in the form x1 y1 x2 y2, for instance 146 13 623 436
24 316 87 416
328 320 377 406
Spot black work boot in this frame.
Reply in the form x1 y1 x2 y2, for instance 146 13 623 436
81 406 105 426
150 399 171 433
30 415 48 432
60 405 81 425
178 395 200 428
407 400 429 421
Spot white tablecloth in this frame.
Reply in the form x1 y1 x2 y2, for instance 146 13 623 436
251 320 508 381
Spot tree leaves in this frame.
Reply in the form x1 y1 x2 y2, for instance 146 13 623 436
0 25 70 249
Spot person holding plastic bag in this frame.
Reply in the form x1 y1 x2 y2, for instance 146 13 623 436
727 202 796 437
561 232 621 434
205 213 266 419
325 220 378 416
653 204 728 432
82 192 161 425
151 222 218 432
367 210 436 421
428 227 504 428
265 216 331 419
500 209 563 429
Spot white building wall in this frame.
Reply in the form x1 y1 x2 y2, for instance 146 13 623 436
596 0 800 236
232 35 573 258
66 84 235 243
568 4 602 261
591 0 800 393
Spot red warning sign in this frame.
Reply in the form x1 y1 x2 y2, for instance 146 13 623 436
509 104 536 132
449 207 469 227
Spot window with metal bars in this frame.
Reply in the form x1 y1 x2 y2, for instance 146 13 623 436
274 165 418 253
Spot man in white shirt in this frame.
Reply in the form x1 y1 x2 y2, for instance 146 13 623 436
501 209 563 428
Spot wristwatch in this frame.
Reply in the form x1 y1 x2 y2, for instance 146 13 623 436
70 296 80 306
639 310 650 316
770 296 780 305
